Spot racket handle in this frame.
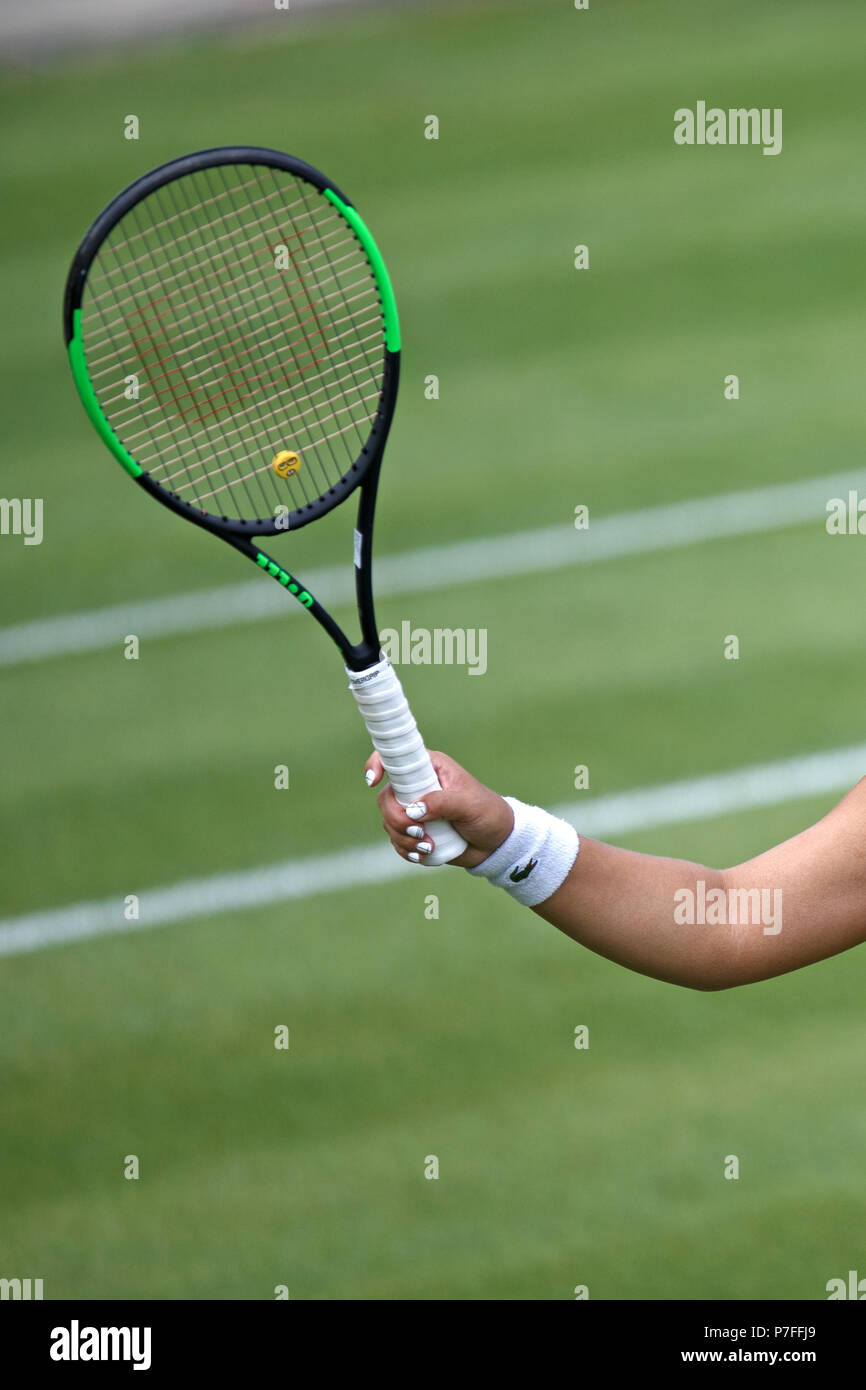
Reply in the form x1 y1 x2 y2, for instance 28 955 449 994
346 656 468 866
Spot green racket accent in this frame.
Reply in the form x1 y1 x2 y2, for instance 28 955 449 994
68 310 143 479
324 188 401 353
254 551 314 606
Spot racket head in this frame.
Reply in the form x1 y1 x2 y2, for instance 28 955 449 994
64 147 400 536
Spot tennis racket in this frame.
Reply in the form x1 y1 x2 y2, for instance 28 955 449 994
63 146 467 865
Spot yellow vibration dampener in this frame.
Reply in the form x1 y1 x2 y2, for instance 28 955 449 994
272 450 301 478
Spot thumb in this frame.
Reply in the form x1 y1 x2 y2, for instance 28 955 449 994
403 785 468 824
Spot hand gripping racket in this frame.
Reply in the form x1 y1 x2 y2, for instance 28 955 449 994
63 146 467 865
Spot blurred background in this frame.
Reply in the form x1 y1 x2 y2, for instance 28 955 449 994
1 0 866 1299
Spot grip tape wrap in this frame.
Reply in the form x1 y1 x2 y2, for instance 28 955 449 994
347 656 467 866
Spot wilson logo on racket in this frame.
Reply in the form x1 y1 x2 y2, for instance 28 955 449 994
272 450 301 479
509 858 538 883
254 552 313 606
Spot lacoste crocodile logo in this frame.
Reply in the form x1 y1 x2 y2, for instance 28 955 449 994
509 858 538 883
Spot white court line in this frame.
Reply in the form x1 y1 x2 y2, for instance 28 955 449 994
0 470 860 668
1 742 862 960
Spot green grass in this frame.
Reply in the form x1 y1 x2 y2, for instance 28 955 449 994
1 0 865 1299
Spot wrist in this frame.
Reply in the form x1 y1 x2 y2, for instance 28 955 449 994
467 796 579 906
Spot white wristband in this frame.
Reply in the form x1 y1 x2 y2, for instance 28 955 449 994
468 796 579 906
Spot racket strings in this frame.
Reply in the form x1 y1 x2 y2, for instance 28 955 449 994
85 282 380 419
165 391 382 506
79 163 386 523
93 332 382 519
233 166 353 497
87 263 373 387
88 178 306 286
157 165 343 515
85 202 368 334
157 172 280 519
109 335 382 475
292 173 379 462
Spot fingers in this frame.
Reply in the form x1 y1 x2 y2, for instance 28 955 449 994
375 780 436 863
364 750 384 787
363 753 429 860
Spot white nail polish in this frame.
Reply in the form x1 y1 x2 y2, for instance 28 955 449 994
408 851 421 863
405 802 427 819
418 841 433 854
407 825 424 840
364 769 375 786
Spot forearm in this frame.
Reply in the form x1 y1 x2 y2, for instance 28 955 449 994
535 803 866 990
534 839 735 989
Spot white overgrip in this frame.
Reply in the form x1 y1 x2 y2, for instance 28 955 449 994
346 656 467 865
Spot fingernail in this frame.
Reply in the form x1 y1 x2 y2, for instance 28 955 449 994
418 841 433 855
364 769 375 786
405 801 427 819
408 851 421 863
407 825 424 840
